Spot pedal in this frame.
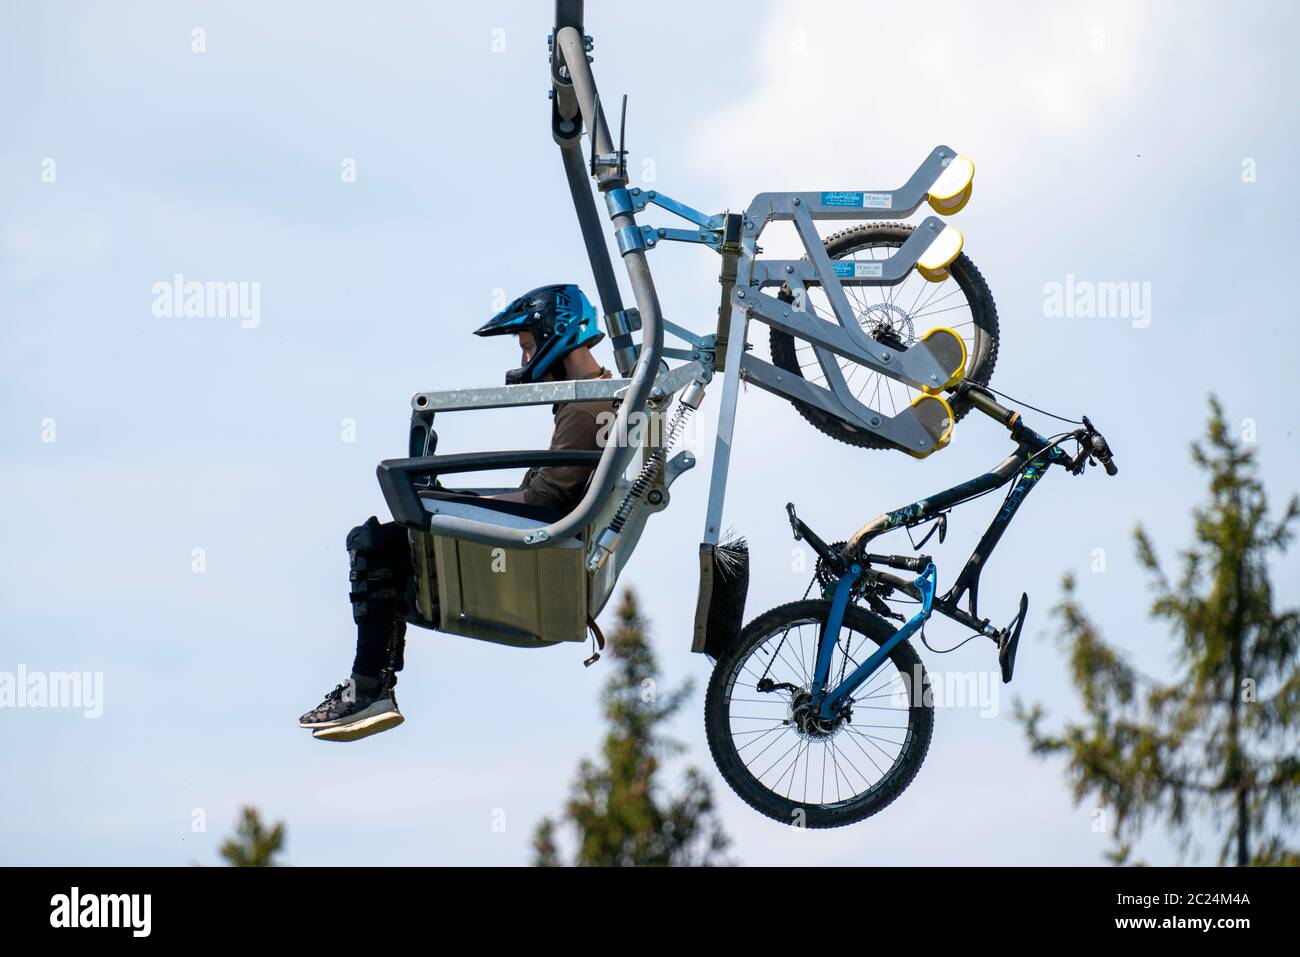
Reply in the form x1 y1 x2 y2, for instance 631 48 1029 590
917 327 967 394
915 223 964 282
997 592 1029 684
926 154 975 216
901 393 955 459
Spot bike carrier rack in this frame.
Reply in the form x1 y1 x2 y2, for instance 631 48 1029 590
375 1 978 652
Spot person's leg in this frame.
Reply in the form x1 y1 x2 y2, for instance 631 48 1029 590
299 516 410 741
347 516 410 688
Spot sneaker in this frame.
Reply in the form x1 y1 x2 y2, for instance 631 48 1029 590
299 679 404 742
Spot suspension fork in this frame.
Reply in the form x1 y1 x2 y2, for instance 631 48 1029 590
811 563 937 719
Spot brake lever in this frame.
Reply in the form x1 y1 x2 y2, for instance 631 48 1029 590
1066 430 1089 475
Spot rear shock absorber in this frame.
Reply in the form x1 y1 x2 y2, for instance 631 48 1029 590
586 379 706 573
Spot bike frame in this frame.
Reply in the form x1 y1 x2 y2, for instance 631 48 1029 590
809 400 1073 719
811 561 937 718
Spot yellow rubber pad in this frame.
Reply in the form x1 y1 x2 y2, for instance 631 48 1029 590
927 154 974 208
916 224 963 282
928 182 972 215
903 393 955 458
919 327 967 394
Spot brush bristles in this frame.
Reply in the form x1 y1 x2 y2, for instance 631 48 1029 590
705 531 750 659
713 535 749 578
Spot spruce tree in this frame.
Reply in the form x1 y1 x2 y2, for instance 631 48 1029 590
1019 397 1299 865
532 590 733 866
218 806 286 867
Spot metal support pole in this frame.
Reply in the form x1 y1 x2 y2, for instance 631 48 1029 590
701 302 748 545
555 27 625 190
559 143 624 319
420 17 661 550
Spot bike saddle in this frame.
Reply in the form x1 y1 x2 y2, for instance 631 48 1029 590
997 592 1029 684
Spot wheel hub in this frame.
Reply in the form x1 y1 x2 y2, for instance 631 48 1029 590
861 302 915 350
789 690 849 739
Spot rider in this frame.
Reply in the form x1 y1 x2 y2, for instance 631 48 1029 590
298 284 613 742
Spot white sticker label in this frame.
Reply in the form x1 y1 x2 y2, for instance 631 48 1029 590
820 191 893 209
833 260 884 279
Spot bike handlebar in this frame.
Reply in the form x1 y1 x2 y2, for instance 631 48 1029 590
959 383 1117 477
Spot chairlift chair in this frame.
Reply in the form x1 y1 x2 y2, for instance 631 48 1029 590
375 0 989 653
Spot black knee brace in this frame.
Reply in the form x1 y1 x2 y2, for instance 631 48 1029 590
347 516 411 673
347 517 402 620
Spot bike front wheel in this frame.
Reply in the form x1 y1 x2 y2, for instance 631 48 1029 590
705 599 933 828
770 221 1000 450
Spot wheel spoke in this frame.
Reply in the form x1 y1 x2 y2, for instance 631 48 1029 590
723 608 925 817
770 228 997 449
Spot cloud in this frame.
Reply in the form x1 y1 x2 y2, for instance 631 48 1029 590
686 0 1150 196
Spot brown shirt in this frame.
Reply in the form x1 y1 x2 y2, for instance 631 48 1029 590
521 368 615 513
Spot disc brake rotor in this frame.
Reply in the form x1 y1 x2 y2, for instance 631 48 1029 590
789 690 847 739
860 302 916 351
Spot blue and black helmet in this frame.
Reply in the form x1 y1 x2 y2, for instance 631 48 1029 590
474 283 604 384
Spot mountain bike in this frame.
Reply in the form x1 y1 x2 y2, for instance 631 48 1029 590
704 382 1118 827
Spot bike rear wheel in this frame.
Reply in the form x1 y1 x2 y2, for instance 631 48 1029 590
705 599 933 828
770 222 999 450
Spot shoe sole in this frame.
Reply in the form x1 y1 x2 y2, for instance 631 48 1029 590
299 697 397 730
311 711 404 742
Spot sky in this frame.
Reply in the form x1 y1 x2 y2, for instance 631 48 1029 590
2 0 1297 866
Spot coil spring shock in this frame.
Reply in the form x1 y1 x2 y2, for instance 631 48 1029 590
586 381 705 573
609 400 693 533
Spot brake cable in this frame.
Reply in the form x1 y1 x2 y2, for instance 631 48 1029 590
984 385 1083 425
919 626 986 655
1030 430 1073 456
907 513 948 550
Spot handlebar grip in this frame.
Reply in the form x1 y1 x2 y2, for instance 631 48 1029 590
1085 424 1117 476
